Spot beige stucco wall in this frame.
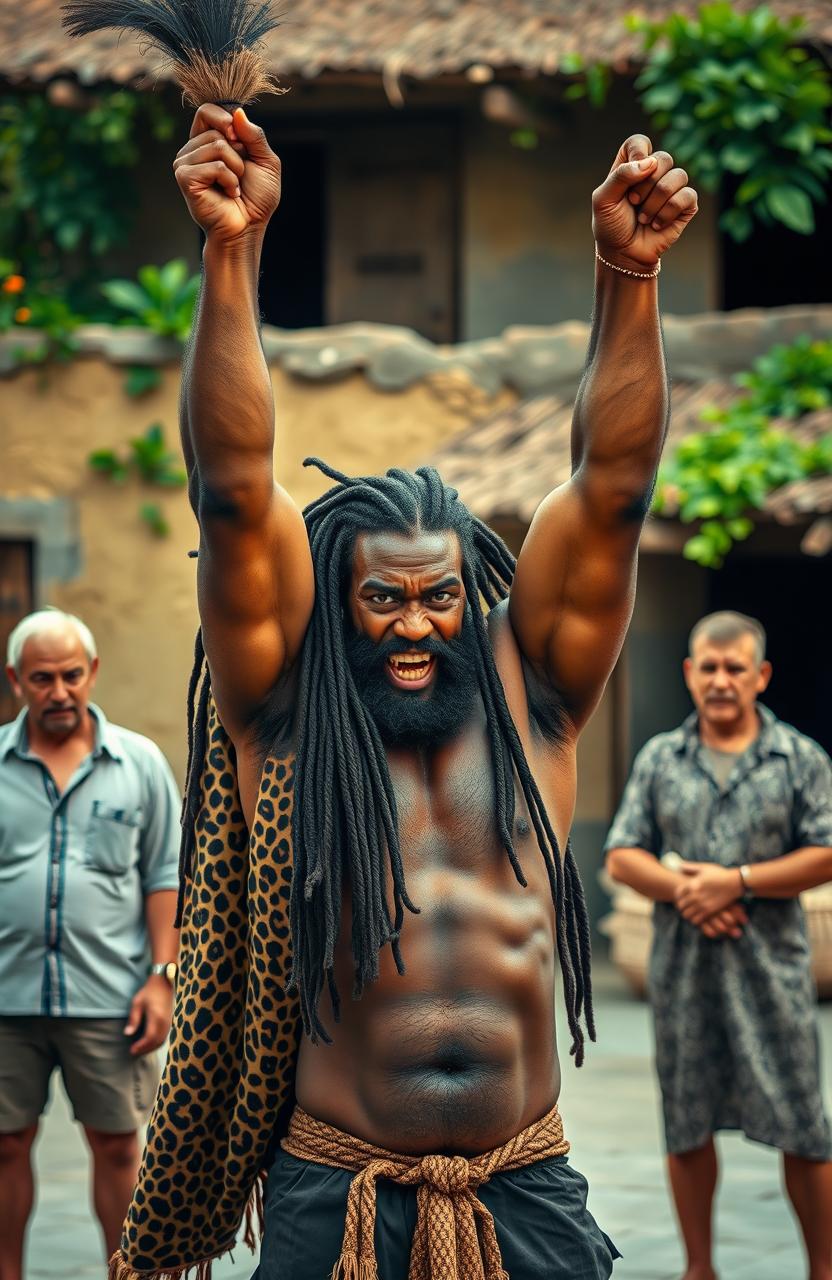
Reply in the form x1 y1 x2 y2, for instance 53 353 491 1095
2 356 514 781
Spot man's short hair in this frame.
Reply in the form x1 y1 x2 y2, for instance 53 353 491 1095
688 611 766 665
6 608 97 673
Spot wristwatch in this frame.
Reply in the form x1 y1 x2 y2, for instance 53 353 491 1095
149 961 178 985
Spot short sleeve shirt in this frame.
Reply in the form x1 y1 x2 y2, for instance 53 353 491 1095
604 703 832 867
603 704 832 1158
0 704 181 1017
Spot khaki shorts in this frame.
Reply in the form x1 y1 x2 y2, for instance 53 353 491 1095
0 1016 160 1133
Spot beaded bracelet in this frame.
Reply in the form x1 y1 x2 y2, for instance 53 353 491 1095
595 246 661 279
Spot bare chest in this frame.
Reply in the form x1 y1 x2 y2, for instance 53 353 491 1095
386 721 573 880
388 731 501 874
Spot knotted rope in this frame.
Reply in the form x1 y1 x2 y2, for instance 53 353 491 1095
282 1104 570 1280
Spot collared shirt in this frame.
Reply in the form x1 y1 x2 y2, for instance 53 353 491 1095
604 703 832 868
0 704 181 1017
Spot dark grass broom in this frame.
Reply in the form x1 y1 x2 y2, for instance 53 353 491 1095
61 0 284 107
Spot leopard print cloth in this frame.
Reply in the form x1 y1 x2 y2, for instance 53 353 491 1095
109 697 303 1279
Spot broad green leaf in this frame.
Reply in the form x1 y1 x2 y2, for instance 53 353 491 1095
719 206 753 242
642 83 683 112
720 142 757 173
765 185 815 234
780 122 815 155
734 101 779 129
100 279 149 315
159 258 188 295
683 535 720 567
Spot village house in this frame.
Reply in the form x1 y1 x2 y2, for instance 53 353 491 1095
2 0 830 925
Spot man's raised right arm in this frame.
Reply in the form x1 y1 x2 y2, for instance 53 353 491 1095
174 104 314 742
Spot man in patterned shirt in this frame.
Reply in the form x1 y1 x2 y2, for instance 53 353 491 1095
606 610 832 1280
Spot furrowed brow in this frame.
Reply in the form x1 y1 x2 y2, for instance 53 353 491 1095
427 576 462 592
361 578 404 597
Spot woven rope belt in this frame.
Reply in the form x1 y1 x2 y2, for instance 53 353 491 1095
281 1104 570 1280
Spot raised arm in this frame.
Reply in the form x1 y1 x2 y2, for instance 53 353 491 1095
510 135 697 730
174 105 314 743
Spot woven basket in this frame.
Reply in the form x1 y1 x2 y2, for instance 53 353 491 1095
599 873 832 999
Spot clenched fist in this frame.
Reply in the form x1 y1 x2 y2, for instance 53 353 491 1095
173 104 281 243
592 134 698 273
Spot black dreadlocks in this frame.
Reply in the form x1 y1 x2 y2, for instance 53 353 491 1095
180 460 595 1065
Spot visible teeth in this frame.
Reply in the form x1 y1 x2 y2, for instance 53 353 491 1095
389 654 433 681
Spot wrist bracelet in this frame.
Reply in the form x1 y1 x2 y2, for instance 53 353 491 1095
595 246 661 279
738 864 753 896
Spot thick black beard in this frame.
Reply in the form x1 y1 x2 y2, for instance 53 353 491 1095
344 611 480 749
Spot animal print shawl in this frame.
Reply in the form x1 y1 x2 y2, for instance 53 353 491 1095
109 697 302 1278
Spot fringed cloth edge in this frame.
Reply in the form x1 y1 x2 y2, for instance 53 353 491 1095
107 1170 266 1280
282 1104 570 1280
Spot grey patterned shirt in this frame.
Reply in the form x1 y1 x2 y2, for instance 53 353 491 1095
605 704 832 1157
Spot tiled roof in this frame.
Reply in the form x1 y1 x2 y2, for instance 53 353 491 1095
3 0 831 86
428 385 832 540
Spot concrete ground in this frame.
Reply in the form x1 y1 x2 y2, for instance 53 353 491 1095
24 961 832 1279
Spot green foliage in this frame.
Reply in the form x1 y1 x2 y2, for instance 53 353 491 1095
629 4 832 239
139 502 170 538
0 91 173 308
100 260 200 341
559 54 614 109
124 365 164 397
127 422 187 486
735 336 832 417
653 336 832 567
509 128 539 151
0 259 82 364
88 423 186 537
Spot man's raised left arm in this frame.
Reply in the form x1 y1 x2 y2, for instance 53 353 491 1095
510 134 698 728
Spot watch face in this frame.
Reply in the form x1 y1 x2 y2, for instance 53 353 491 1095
164 961 178 984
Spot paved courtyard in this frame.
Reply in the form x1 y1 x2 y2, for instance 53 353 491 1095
24 961 832 1279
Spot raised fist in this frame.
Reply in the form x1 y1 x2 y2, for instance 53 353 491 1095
592 134 698 273
173 104 281 243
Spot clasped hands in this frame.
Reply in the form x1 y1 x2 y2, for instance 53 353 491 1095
674 863 746 940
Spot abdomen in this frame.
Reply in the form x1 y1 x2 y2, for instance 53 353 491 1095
295 861 560 1153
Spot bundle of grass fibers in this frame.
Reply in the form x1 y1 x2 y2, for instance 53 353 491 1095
61 0 282 106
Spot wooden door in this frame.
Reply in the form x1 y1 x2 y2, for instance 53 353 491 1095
0 542 34 723
327 121 458 343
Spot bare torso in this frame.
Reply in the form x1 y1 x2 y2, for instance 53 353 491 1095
237 609 577 1154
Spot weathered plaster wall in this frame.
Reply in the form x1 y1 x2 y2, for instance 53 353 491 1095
2 353 513 779
462 84 719 338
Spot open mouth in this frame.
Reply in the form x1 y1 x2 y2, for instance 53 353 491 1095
386 653 436 689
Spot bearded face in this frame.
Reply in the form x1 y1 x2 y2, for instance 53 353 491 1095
345 529 479 748
345 614 479 748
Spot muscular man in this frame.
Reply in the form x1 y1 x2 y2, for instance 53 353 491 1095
114 106 697 1279
606 611 832 1280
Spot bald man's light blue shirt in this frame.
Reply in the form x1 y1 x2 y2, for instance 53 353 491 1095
0 704 181 1017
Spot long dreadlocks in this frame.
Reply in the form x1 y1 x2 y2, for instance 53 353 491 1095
180 460 595 1065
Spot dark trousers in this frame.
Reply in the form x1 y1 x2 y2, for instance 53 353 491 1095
253 1148 620 1279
